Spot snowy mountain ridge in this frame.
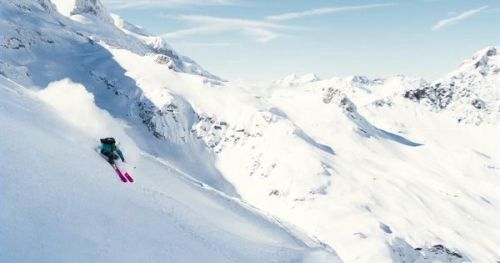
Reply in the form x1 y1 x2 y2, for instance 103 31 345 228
273 46 498 125
1 0 499 262
50 0 221 80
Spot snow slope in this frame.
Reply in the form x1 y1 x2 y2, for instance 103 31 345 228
193 54 498 261
1 0 499 262
257 73 498 262
0 0 234 195
0 76 339 263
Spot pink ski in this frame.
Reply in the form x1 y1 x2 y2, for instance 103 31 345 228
114 167 127 183
123 172 134 183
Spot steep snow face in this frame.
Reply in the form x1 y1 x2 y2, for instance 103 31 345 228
0 0 230 193
0 76 340 263
7 0 219 81
263 76 498 262
173 59 498 263
192 59 498 262
109 13 221 80
213 82 496 263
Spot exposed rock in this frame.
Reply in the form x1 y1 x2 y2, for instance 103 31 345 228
390 238 469 263
2 37 25 49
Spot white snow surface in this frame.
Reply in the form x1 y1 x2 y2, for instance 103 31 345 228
1 0 499 262
0 76 339 262
0 1 339 262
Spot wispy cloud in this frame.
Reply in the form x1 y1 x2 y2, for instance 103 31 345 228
175 42 235 47
432 6 488 31
266 3 396 21
161 15 303 43
162 25 225 39
175 15 303 30
243 28 279 43
160 3 393 43
102 0 236 9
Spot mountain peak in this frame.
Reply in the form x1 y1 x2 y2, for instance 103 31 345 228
51 0 112 22
298 73 320 82
472 46 497 59
350 75 371 85
274 73 320 86
453 46 499 77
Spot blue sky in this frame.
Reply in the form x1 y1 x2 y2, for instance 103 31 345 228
102 0 499 81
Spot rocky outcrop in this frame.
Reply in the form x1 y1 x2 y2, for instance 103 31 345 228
51 0 112 22
403 46 498 124
390 238 470 263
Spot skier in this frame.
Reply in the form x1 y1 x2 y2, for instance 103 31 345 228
99 137 125 165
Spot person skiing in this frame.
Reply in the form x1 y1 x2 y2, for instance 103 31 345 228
99 137 125 165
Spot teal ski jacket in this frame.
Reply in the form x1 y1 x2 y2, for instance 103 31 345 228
100 143 124 161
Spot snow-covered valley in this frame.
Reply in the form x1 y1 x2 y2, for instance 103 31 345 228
1 0 499 262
